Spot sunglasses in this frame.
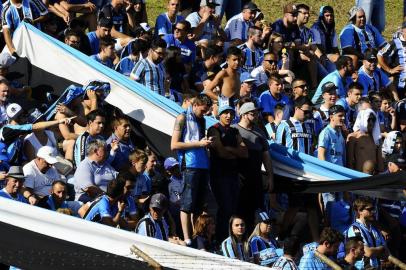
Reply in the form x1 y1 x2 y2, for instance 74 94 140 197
294 84 308 89
265 59 277 64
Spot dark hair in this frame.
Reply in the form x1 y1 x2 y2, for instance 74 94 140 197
86 109 106 123
294 96 312 108
193 213 215 239
237 96 257 108
345 236 364 254
177 20 191 32
283 236 300 256
131 39 149 55
97 17 113 28
151 38 167 50
319 227 344 245
64 29 80 40
335 55 352 70
359 96 370 105
228 215 248 260
0 79 10 86
112 114 129 129
52 180 67 188
296 3 310 11
348 82 363 92
353 197 374 213
226 46 242 58
116 171 135 185
99 37 115 51
203 45 223 60
106 179 125 199
192 94 212 107
248 25 263 37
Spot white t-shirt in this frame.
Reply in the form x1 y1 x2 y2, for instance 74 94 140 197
23 160 65 197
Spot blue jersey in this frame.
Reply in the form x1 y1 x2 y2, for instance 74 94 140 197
73 131 104 166
259 91 291 120
106 133 135 171
358 66 391 96
313 106 330 135
155 13 184 37
84 195 116 222
299 26 313 45
0 188 27 203
136 213 169 241
132 173 149 197
163 34 196 64
346 220 385 269
238 43 264 73
224 13 252 42
318 124 346 166
90 54 114 69
115 56 138 76
130 58 165 96
2 0 48 33
249 236 282 266
312 70 348 105
298 250 330 270
265 122 279 143
340 23 386 54
276 117 313 154
221 237 250 261
271 19 301 43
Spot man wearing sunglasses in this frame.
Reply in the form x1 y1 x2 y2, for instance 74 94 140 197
358 49 398 100
346 197 388 270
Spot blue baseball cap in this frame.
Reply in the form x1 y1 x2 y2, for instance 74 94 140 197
218 105 235 115
164 157 179 170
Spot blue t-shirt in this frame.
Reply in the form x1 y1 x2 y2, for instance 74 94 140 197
312 70 348 105
339 23 386 54
259 91 291 119
106 133 135 171
115 56 138 76
271 19 301 43
84 195 116 222
318 124 346 166
335 98 357 131
0 188 27 203
132 173 150 197
163 34 196 64
155 13 184 37
87 31 100 55
357 66 391 96
298 249 330 270
90 54 114 69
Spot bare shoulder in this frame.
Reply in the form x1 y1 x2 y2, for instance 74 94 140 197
174 113 186 131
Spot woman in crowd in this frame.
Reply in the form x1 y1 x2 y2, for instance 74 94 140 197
221 216 251 262
248 211 282 267
192 213 217 253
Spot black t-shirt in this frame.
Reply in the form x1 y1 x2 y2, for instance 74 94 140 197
207 123 240 173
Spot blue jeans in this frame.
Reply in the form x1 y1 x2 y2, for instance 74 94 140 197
215 0 242 20
356 0 385 33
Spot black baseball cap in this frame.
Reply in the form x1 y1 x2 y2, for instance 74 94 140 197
150 193 168 210
329 105 345 115
364 50 377 62
386 154 406 166
321 82 338 94
200 0 219 7
243 2 259 11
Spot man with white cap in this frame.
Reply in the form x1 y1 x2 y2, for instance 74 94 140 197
22 145 65 198
339 6 386 59
208 104 248 241
225 2 258 44
232 101 273 232
0 103 72 165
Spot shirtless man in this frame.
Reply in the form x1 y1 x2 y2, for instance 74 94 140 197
204 46 242 106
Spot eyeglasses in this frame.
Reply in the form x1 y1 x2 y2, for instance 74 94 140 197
294 84 308 89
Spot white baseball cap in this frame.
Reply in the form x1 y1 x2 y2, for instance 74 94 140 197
37 146 58 164
6 103 23 120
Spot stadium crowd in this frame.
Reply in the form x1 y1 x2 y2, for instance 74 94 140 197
0 0 405 269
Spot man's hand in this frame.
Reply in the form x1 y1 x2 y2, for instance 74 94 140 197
86 89 98 101
201 11 212 23
28 194 38 205
117 201 125 212
199 137 213 147
111 139 119 152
